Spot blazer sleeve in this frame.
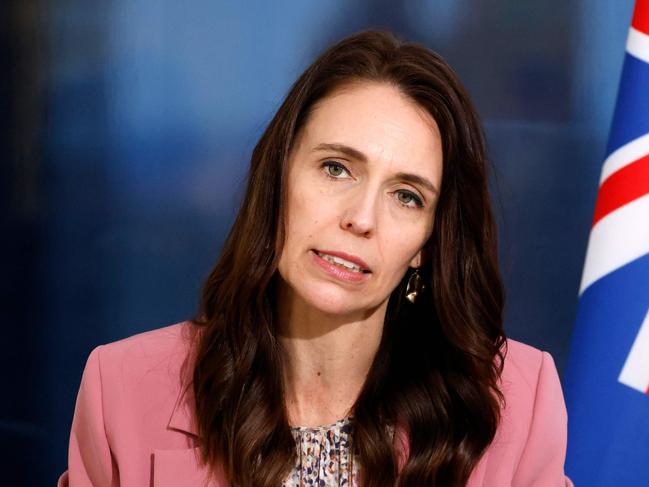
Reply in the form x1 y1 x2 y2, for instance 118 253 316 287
58 346 117 487
512 351 574 487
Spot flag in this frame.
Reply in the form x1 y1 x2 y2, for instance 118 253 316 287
564 0 649 484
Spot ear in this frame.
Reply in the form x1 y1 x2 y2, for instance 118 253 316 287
409 250 422 269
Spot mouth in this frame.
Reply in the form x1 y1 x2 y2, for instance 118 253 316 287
311 249 372 274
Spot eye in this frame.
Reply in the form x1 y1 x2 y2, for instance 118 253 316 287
321 161 351 179
395 190 424 209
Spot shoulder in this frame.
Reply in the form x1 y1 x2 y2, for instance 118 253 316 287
499 338 567 421
63 322 209 485
92 320 196 375
500 337 549 392
83 321 200 447
88 320 198 402
498 337 566 436
468 337 570 486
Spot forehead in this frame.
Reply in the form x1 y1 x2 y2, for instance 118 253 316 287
295 82 442 173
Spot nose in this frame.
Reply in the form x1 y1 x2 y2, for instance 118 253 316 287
340 188 377 238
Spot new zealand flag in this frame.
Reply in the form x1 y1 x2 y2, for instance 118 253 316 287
565 1 649 484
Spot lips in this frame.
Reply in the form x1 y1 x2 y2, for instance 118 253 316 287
311 250 371 283
312 249 371 273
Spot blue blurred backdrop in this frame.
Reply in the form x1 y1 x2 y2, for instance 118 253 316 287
1 0 635 483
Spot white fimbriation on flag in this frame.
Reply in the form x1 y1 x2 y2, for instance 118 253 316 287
599 133 649 184
627 26 649 63
619 308 649 392
578 193 649 295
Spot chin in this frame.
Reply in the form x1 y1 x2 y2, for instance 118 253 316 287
299 285 368 317
300 288 359 315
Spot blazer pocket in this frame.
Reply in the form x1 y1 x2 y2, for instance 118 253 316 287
152 447 226 487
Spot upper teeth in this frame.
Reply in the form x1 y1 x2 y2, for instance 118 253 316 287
317 252 364 272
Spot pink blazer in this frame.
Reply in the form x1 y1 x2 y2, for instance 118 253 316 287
58 321 574 486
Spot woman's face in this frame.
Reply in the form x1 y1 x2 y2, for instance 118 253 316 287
277 81 443 318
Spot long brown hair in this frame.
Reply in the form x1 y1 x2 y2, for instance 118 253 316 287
191 30 506 486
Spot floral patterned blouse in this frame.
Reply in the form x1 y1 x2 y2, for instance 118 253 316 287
283 417 360 487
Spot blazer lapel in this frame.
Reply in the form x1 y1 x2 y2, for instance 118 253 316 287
167 380 199 437
152 351 229 486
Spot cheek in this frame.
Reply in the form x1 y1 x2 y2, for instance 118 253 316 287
380 223 430 269
290 178 335 224
283 186 326 251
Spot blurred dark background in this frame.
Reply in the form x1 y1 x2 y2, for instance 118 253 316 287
1 0 635 483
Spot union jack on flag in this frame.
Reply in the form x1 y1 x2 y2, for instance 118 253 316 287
565 0 649 484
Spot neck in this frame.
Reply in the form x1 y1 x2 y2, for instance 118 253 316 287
277 288 387 428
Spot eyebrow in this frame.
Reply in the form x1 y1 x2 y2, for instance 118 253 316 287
312 142 439 195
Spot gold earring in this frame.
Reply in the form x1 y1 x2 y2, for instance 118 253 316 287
405 267 422 303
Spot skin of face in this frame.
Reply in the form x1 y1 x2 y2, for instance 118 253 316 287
276 81 444 324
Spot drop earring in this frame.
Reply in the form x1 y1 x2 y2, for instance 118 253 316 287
405 267 423 303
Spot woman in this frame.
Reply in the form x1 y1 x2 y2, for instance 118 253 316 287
59 30 573 486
